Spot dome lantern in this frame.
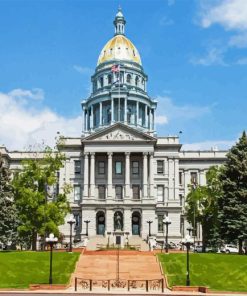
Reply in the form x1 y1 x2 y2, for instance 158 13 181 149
114 7 126 35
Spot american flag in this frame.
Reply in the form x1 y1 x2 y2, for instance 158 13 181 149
111 64 120 72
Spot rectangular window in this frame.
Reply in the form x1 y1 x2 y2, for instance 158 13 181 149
132 161 139 175
157 185 164 202
132 185 140 200
157 160 164 174
179 171 183 185
115 185 123 200
98 185 106 200
179 194 183 206
74 160 81 175
98 161 105 175
190 172 198 184
74 214 80 228
74 185 81 201
115 161 122 175
158 215 164 232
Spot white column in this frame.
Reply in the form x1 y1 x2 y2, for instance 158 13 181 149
111 98 114 124
199 170 206 186
149 152 154 198
99 102 103 126
124 97 127 124
90 105 94 130
143 152 148 198
107 152 113 197
83 152 89 198
136 101 139 126
174 158 179 200
84 109 86 132
149 108 151 130
168 158 174 200
153 108 156 131
145 104 148 128
90 153 95 197
125 152 130 198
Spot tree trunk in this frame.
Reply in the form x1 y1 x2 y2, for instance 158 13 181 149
238 238 243 255
201 223 206 253
31 231 37 251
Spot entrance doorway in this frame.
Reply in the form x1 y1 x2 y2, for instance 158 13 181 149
132 211 141 235
96 211 105 235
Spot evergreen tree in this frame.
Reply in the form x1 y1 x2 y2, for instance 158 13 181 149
0 153 18 247
186 166 222 251
12 144 71 250
218 131 247 253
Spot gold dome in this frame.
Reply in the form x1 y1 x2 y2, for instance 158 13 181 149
97 35 142 66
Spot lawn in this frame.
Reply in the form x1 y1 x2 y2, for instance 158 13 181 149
158 253 247 292
0 251 80 288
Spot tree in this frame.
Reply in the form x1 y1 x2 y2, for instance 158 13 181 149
12 144 71 250
186 166 222 251
218 131 247 254
0 153 18 247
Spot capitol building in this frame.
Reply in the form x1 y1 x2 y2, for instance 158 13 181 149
1 9 227 248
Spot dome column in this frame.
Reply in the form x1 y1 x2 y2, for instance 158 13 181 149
90 105 94 130
145 104 148 128
136 101 139 126
124 98 127 124
111 98 114 124
99 102 103 126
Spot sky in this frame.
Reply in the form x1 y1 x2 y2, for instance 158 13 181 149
0 0 246 151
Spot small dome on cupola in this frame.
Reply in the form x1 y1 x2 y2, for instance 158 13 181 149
97 8 142 66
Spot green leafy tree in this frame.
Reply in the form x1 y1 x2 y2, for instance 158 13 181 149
12 144 71 250
218 131 247 254
0 153 18 247
186 166 222 251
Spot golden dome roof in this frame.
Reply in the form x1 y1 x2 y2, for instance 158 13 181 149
97 35 142 66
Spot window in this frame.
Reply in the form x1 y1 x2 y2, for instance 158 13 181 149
158 215 164 232
98 161 105 175
115 161 122 175
135 76 139 86
127 74 131 83
179 194 183 206
108 74 112 84
115 185 123 200
74 185 81 201
190 172 198 185
74 214 80 228
132 161 139 175
98 185 106 200
132 185 140 200
157 185 164 202
157 160 164 174
100 77 104 88
74 160 81 175
179 171 183 185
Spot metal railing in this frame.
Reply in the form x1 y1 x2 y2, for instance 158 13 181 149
74 277 164 292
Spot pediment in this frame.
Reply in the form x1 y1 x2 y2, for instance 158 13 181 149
82 123 156 142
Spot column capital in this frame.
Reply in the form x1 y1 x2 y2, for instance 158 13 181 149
143 152 148 157
125 152 130 157
90 152 95 157
149 152 154 157
107 152 113 157
83 152 89 157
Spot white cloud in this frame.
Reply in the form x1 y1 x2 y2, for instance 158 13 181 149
156 115 168 125
229 32 247 47
0 89 82 150
236 57 247 64
182 140 234 151
200 0 247 31
159 16 174 27
8 88 44 101
156 96 211 123
190 47 227 66
73 65 93 75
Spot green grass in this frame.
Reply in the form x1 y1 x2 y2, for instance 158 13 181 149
158 253 247 292
0 251 80 288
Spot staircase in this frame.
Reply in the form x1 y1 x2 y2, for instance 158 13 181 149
86 235 108 250
128 235 149 251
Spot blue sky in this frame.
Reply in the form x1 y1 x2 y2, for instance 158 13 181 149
0 0 246 150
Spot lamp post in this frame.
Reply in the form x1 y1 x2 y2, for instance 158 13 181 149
84 219 90 236
45 233 58 285
67 215 76 253
163 216 172 253
146 220 153 237
182 235 193 286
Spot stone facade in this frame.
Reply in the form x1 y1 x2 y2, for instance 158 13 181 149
0 9 227 245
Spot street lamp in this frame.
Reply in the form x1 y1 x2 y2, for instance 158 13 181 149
146 220 153 237
187 226 194 236
84 219 90 236
163 216 172 253
181 235 193 286
67 215 76 252
45 233 58 285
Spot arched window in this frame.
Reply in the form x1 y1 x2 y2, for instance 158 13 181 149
127 74 131 83
135 76 139 86
108 74 112 85
100 77 104 88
